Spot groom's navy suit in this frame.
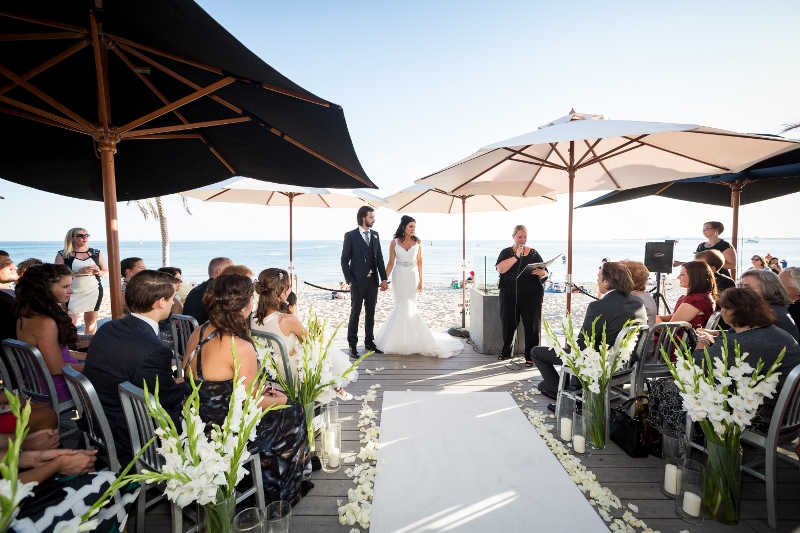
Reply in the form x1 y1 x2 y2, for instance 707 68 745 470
341 227 387 349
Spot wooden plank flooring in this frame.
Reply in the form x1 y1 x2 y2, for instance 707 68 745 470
140 338 800 533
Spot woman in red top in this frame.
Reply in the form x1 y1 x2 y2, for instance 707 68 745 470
657 261 717 329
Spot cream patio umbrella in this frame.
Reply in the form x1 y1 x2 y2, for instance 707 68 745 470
416 110 800 311
182 177 386 282
383 183 556 329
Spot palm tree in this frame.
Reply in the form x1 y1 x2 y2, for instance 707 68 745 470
781 123 799 134
132 196 192 267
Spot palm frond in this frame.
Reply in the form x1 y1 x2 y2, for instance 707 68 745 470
180 195 193 216
780 122 800 134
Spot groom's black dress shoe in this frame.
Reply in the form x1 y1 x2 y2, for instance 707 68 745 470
547 403 556 413
365 344 383 354
349 346 359 359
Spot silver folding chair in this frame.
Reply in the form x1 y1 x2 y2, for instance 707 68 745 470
2 339 78 437
741 365 800 529
704 311 722 330
169 314 199 379
119 381 265 533
63 366 121 473
632 322 697 397
251 330 295 392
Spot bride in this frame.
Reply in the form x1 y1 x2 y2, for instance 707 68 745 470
374 216 462 358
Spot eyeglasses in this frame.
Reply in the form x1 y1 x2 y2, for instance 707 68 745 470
751 257 760 261
74 234 90 239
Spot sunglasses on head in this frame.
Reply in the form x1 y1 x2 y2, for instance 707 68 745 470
74 234 90 238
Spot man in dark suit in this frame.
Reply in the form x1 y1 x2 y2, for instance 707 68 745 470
83 270 184 465
182 256 233 324
341 206 388 359
531 262 647 402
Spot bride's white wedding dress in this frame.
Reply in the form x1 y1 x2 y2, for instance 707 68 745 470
374 241 463 358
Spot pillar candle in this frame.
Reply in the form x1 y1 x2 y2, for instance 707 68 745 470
560 418 573 440
664 464 682 495
328 447 341 468
324 429 336 453
573 435 586 454
682 491 702 517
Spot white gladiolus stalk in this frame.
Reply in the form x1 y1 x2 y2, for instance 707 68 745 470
0 391 37 532
662 329 785 448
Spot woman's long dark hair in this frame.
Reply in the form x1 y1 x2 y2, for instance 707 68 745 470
13 264 78 346
683 261 718 301
393 215 419 242
253 268 290 325
201 273 254 343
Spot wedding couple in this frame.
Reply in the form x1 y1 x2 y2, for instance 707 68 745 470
341 206 462 359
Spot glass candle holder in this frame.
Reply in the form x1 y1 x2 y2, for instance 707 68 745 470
320 400 339 432
265 501 291 533
661 430 689 498
234 507 265 533
572 409 591 457
675 459 705 525
556 390 576 442
322 422 342 472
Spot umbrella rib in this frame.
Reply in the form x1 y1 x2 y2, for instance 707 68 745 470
205 189 232 201
654 182 675 195
522 145 554 196
0 31 86 41
0 39 88 97
90 12 111 135
582 139 622 189
504 147 566 170
0 104 87 134
549 143 570 167
319 194 331 208
116 43 243 115
417 149 505 180
573 138 603 167
448 196 455 214
126 133 236 173
397 189 432 211
273 131 373 187
451 150 523 193
0 11 87 33
491 195 509 211
116 77 236 134
0 95 88 133
577 143 645 170
621 136 731 170
112 34 331 107
577 135 648 169
0 63 93 131
120 116 251 138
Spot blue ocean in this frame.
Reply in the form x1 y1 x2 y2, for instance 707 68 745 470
3 238 797 286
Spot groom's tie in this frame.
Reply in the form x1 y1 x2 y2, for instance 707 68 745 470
362 230 370 245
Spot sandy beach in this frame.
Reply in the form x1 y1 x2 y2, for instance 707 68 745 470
90 277 687 341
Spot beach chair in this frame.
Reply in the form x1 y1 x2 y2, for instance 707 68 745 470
62 366 121 473
2 339 78 438
119 381 265 533
741 365 800 529
169 314 199 379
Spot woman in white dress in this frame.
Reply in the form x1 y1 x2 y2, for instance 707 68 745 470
374 216 463 358
54 228 108 334
251 268 356 402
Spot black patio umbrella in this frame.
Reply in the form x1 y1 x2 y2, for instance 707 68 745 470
0 0 374 316
577 148 800 277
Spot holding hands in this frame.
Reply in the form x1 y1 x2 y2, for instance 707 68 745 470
380 280 388 292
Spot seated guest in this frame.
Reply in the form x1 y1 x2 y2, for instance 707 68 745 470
183 257 233 324
694 249 735 292
120 257 146 315
769 257 782 274
15 258 43 278
221 264 253 278
657 261 716 329
749 254 771 271
779 267 800 328
0 391 59 451
0 254 18 343
739 269 799 342
83 270 183 465
620 260 656 326
531 262 647 401
157 266 184 315
184 273 312 505
278 291 298 315
693 288 800 422
14 264 84 402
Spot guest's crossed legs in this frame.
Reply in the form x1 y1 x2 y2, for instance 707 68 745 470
530 346 561 397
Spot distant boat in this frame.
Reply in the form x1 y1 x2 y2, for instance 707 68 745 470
746 236 760 243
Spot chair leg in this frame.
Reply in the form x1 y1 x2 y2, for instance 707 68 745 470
251 454 266 509
171 502 183 533
136 483 146 533
766 445 777 529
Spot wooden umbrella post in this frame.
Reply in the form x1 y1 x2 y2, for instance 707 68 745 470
566 141 575 315
461 196 466 329
730 181 743 281
288 193 295 292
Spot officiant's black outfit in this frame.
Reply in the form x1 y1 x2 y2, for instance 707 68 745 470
496 247 545 362
341 227 387 352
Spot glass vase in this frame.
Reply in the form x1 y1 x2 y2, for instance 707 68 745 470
704 439 742 525
572 409 591 457
676 459 705 525
661 430 689 498
204 493 236 533
302 400 316 454
322 422 342 473
265 500 292 533
556 391 576 443
582 389 608 450
320 401 339 431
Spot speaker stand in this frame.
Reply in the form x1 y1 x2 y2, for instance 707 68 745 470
651 272 672 315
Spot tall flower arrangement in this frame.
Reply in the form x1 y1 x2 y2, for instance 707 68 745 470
127 342 285 531
661 330 784 524
0 393 37 532
543 315 639 449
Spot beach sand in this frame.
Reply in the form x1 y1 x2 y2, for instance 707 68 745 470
89 278 687 341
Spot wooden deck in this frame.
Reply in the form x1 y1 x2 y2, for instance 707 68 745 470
141 339 800 533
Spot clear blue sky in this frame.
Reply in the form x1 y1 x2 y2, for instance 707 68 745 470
2 0 799 242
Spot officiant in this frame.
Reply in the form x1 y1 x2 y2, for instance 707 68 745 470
495 225 548 366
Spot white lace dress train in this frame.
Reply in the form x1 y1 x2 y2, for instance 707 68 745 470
374 242 463 358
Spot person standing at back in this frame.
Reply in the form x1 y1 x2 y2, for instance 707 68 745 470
341 206 388 359
182 257 233 324
0 253 18 343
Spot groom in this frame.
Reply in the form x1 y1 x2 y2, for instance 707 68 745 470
341 206 388 358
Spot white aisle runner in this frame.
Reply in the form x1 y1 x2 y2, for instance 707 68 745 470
370 391 608 533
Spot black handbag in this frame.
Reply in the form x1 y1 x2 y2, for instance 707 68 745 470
610 396 650 458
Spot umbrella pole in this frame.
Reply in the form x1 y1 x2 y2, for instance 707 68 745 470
462 196 466 329
730 182 743 281
99 141 123 319
566 144 575 315
289 194 295 292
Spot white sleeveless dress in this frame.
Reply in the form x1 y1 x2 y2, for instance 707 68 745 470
374 241 463 357
251 312 357 403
